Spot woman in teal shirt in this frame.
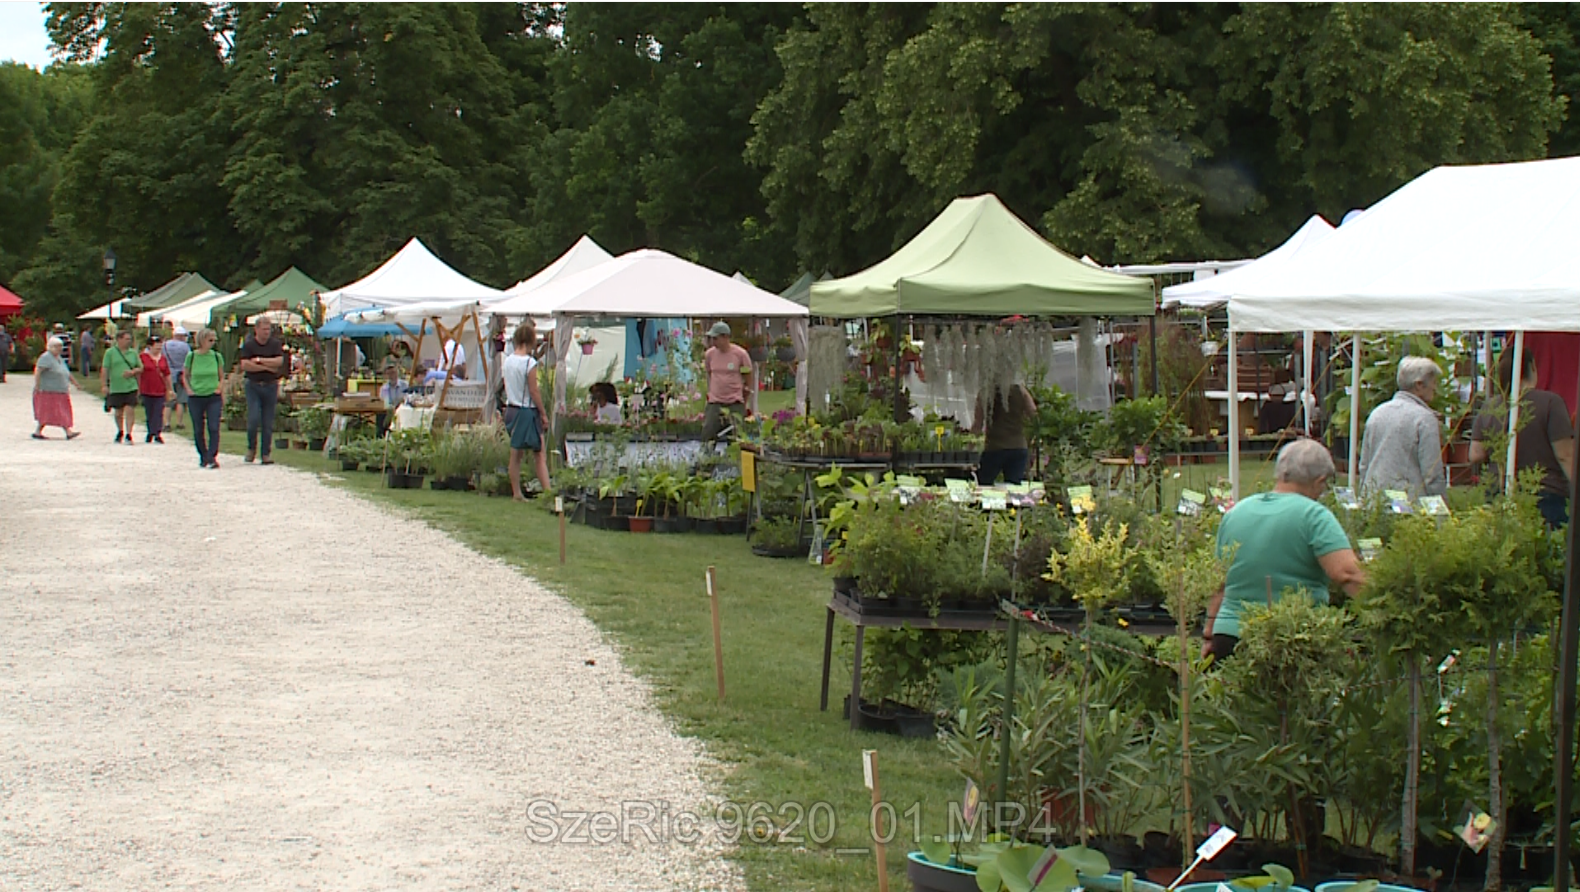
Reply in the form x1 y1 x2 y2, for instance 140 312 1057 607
1203 439 1366 660
184 328 227 469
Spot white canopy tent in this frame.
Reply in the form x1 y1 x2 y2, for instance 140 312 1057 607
533 248 811 416
78 299 129 320
1160 215 1334 310
319 238 504 319
1161 215 1336 436
1219 156 1580 498
499 235 614 312
136 288 241 329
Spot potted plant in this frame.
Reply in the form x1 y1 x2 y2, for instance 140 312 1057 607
337 437 368 471
385 427 431 489
909 835 1114 892
649 469 691 533
773 334 796 362
296 405 332 451
750 516 805 557
577 332 598 356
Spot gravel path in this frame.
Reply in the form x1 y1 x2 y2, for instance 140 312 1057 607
0 381 742 891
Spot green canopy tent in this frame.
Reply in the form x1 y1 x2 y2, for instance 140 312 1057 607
778 271 832 308
809 193 1153 318
125 272 223 311
208 266 325 325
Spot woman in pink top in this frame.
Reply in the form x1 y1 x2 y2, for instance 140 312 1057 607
701 321 753 441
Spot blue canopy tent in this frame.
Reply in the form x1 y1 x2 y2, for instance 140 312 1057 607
315 312 431 339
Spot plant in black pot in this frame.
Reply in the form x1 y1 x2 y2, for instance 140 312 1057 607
750 516 805 557
297 404 332 452
385 427 431 489
337 437 368 471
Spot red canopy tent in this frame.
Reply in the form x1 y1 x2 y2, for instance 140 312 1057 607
0 284 23 318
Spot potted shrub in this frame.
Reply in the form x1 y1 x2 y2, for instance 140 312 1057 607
910 832 1114 892
648 469 692 533
577 333 598 356
773 335 796 362
298 405 332 451
337 438 368 471
222 394 247 430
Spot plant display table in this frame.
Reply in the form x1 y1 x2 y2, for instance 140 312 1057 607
818 589 1179 731
750 449 977 543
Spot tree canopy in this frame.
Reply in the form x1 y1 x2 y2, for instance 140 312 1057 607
0 2 1571 322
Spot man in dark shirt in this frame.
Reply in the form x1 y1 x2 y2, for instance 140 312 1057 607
238 317 288 464
1471 346 1576 528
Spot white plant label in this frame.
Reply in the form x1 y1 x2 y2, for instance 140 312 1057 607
554 495 564 514
1196 825 1237 860
862 749 876 790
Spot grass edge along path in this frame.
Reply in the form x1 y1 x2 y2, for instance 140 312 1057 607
171 419 961 892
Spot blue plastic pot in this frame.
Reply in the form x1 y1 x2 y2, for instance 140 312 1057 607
1081 872 1171 892
1176 883 1312 892
906 852 978 892
1316 882 1424 892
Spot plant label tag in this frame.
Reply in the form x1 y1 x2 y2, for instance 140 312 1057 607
1418 495 1450 516
896 475 925 488
1068 485 1095 514
554 495 564 514
946 479 973 503
1031 845 1060 885
1177 489 1207 516
1210 487 1234 513
862 749 876 790
1357 538 1382 562
808 523 825 566
1385 490 1413 514
1333 487 1360 510
980 492 1008 511
962 779 980 826
1457 802 1496 853
1196 825 1237 860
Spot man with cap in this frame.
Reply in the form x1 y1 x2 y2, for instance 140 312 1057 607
701 321 753 442
163 326 192 430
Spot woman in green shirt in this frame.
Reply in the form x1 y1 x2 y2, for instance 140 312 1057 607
100 329 142 444
1203 439 1367 661
184 328 227 469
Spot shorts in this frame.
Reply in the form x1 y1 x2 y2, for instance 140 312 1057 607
106 392 138 409
170 381 188 405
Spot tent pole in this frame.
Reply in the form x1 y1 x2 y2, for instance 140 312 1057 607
1349 335 1362 487
1228 321 1240 500
1302 331 1315 436
892 316 904 423
1148 315 1160 396
1553 355 1580 892
1506 331 1526 493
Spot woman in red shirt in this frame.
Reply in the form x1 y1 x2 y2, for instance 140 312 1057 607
138 335 172 443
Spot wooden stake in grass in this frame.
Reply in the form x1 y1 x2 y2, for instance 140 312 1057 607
707 566 725 702
556 495 566 565
864 749 889 892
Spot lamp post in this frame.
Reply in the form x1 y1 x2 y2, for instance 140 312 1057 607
102 248 117 326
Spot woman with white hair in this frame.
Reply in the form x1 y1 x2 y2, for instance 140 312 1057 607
31 337 84 440
1358 356 1447 498
1202 439 1366 660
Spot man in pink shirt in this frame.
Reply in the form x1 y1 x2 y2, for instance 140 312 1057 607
702 321 753 441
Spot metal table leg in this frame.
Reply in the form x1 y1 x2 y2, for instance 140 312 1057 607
819 606 835 711
849 624 866 731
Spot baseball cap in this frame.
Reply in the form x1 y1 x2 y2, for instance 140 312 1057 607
173 326 188 335
707 322 731 337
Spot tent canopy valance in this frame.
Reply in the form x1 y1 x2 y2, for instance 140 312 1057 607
1161 215 1334 311
319 238 504 318
137 282 262 329
315 310 432 339
1227 157 1580 333
211 267 325 321
125 272 222 311
810 193 1154 319
344 299 484 328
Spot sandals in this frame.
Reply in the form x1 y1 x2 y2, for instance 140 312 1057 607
31 433 47 440
66 431 81 440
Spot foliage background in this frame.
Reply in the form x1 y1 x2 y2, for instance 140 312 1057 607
2 2 1578 321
